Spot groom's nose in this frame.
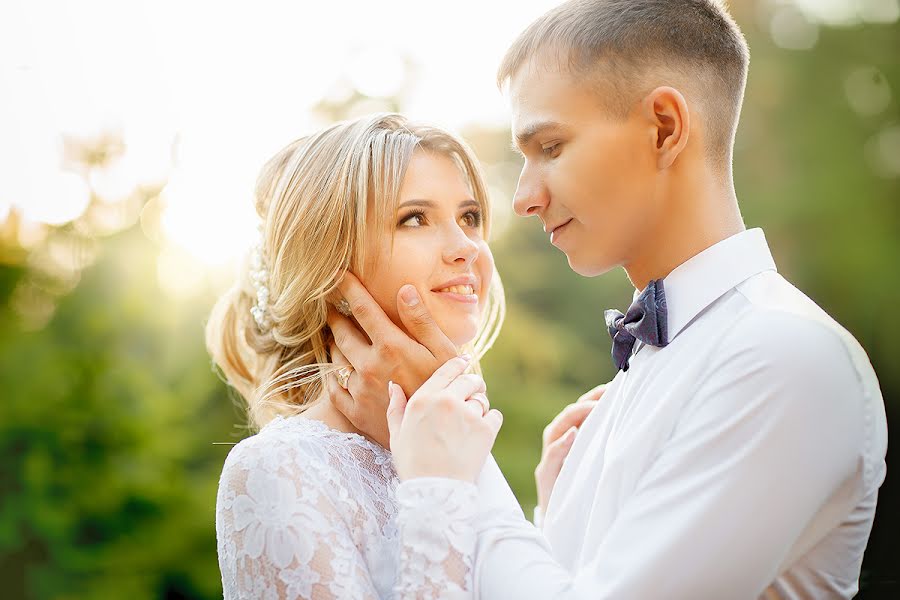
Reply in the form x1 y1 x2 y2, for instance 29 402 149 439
512 163 549 217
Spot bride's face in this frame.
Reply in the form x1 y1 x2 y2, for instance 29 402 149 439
360 149 494 347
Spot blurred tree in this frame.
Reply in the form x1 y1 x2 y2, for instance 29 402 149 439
1 2 897 598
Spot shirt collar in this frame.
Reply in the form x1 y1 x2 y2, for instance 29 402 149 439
633 228 777 342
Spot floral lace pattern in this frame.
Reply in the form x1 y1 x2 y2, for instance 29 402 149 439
215 415 479 599
395 479 478 600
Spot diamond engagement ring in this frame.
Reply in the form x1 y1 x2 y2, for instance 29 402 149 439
336 365 354 390
335 299 353 317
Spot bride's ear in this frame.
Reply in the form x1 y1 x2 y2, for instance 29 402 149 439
641 86 690 171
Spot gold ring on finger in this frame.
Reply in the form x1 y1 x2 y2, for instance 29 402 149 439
336 365 354 390
467 392 490 416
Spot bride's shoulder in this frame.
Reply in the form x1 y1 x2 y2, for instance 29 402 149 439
219 415 337 477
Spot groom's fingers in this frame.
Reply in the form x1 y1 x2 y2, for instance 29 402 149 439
542 401 597 448
337 271 402 342
396 284 458 361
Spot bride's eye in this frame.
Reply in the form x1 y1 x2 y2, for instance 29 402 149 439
399 211 427 227
460 209 483 228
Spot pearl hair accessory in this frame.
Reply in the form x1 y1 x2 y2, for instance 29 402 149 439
249 223 272 332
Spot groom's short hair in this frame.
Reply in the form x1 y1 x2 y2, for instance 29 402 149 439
498 0 750 168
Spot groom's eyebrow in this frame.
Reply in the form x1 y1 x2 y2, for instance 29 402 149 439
513 120 565 149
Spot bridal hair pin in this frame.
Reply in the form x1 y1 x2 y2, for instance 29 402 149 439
249 223 272 332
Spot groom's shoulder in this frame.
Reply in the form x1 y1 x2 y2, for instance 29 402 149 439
715 271 888 491
722 271 877 387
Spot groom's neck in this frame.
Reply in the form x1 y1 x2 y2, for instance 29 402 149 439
625 166 745 292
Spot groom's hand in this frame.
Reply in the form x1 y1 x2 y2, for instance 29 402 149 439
326 272 459 447
535 384 607 509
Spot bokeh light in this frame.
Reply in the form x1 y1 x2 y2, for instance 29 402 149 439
1 0 898 597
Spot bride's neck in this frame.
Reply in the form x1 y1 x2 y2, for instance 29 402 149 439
301 394 369 439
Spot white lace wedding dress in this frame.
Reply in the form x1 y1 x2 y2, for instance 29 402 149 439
215 414 482 599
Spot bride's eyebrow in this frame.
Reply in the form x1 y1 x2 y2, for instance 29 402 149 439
397 199 480 210
397 199 435 209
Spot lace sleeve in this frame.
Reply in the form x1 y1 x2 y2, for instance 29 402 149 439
215 439 379 600
394 478 479 600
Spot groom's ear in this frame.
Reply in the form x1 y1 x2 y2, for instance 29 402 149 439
640 86 691 171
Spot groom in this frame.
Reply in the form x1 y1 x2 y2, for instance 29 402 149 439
328 0 888 597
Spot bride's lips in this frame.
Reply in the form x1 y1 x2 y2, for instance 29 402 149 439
431 275 479 305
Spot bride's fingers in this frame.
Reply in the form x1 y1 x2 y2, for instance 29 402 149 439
411 354 471 402
326 342 357 414
577 383 607 403
442 374 486 404
542 401 596 447
545 426 577 465
463 392 490 417
483 409 504 438
386 381 408 441
535 425 576 505
327 306 370 367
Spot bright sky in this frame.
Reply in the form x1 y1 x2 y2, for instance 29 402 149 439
0 0 571 277
1 0 893 291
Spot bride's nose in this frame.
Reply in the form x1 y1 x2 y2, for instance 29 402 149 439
442 224 479 265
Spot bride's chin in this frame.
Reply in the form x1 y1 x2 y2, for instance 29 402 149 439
443 321 480 349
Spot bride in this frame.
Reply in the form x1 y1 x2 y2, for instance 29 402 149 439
206 113 512 598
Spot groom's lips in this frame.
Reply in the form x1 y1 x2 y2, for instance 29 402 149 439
549 219 573 246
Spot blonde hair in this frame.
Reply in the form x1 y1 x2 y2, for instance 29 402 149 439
205 113 505 432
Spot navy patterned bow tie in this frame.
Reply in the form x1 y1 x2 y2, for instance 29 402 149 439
604 279 669 372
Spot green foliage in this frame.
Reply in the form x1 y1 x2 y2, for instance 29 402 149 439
0 231 237 599
1 9 897 599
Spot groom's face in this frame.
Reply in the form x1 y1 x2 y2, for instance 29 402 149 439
508 56 659 277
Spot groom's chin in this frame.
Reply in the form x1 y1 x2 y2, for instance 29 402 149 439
565 253 616 278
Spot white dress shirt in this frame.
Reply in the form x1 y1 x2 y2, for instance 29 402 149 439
470 228 888 599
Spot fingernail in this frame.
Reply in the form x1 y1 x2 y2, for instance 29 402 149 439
400 285 419 307
387 380 394 394
459 353 472 363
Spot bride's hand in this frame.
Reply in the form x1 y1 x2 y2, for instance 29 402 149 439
387 355 503 482
326 272 458 448
535 384 606 509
